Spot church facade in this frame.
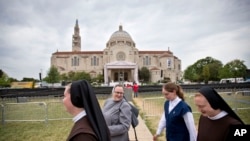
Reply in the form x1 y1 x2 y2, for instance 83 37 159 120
51 20 182 84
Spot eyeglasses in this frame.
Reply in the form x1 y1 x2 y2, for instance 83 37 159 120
114 91 124 95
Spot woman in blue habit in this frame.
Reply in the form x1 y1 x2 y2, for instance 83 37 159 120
153 82 197 141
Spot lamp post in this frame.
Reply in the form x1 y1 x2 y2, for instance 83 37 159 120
234 67 238 83
40 69 43 87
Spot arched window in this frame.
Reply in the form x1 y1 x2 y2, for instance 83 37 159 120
93 56 96 66
91 58 93 66
143 56 151 65
91 56 99 66
72 56 79 66
167 59 171 68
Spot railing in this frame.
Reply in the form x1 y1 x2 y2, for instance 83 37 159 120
0 95 109 125
2 102 48 124
142 90 250 122
0 87 249 125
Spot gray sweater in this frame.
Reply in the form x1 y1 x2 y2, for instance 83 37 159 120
102 98 132 141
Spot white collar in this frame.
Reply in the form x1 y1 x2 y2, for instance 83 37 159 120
73 110 86 123
170 96 181 106
208 110 228 120
168 96 181 113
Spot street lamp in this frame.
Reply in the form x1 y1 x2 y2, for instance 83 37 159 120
234 67 238 83
39 69 43 87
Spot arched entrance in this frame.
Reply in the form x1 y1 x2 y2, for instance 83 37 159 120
104 61 138 85
114 71 129 81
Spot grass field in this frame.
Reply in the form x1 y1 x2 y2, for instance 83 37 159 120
0 92 249 141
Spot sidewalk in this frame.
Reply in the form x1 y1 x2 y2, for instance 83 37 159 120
128 115 153 141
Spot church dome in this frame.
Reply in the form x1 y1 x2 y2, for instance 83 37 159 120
107 25 135 47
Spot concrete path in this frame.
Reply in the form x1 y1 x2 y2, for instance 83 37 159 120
128 115 153 141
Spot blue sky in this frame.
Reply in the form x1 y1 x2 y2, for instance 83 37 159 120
0 0 249 80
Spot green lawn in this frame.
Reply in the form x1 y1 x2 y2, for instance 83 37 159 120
0 93 249 141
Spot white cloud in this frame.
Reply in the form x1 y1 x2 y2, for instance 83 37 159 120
0 0 250 80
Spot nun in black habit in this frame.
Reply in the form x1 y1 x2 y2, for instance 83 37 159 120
63 80 110 141
194 86 244 141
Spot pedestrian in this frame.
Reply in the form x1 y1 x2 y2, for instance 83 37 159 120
153 82 197 141
194 86 244 141
132 82 139 98
102 84 132 141
63 80 110 141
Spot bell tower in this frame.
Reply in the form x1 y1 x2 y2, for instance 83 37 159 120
72 19 81 52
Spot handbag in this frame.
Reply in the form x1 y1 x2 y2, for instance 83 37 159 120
129 102 139 128
122 96 139 141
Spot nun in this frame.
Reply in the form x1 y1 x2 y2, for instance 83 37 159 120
63 80 110 141
102 84 132 141
194 86 244 141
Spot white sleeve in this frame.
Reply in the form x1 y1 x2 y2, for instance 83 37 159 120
156 112 166 135
183 112 197 141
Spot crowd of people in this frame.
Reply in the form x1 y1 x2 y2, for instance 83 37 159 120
62 80 245 141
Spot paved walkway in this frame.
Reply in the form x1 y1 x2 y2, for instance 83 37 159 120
128 115 153 141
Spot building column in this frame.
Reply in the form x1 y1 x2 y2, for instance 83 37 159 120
104 65 108 84
131 69 134 82
134 65 139 83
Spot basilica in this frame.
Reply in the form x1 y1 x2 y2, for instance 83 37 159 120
51 20 182 84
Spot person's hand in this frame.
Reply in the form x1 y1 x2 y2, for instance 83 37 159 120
153 134 158 141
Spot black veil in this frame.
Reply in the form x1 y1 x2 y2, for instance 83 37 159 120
198 86 244 124
70 80 111 141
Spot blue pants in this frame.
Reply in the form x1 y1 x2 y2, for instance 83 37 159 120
134 92 138 97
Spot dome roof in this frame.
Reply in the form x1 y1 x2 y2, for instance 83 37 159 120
108 25 134 42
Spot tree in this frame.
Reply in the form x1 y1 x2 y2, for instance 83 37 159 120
60 72 72 86
73 71 91 82
0 70 17 87
0 71 10 87
60 71 92 84
45 66 60 85
183 65 196 81
206 62 222 81
139 67 150 83
0 69 3 77
21 77 37 82
219 65 231 78
93 74 104 83
183 56 223 82
202 65 210 84
219 59 247 79
194 57 223 81
66 71 76 82
60 73 69 81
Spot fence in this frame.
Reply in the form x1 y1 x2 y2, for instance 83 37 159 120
142 90 250 124
3 102 48 123
0 101 73 124
0 94 109 125
1 89 250 125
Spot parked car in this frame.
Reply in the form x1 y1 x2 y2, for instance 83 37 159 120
243 79 250 83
